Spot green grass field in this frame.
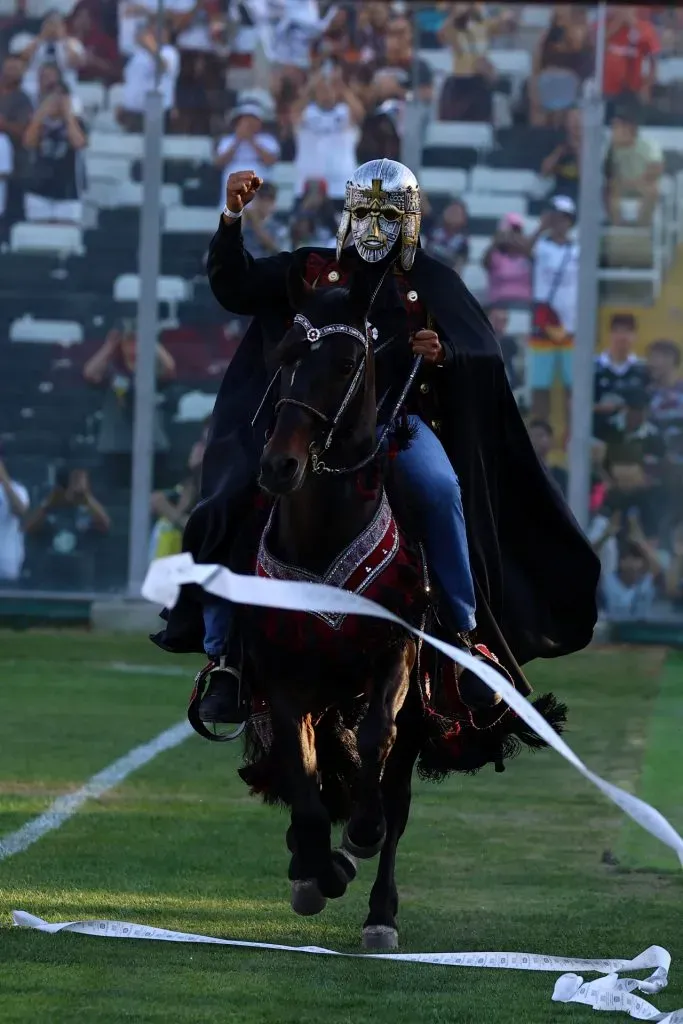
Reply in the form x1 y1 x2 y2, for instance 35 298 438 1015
0 633 681 1024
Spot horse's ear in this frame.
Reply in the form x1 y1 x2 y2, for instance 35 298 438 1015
286 264 315 311
347 272 374 322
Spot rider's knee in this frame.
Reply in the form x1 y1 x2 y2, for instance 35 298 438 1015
430 468 462 512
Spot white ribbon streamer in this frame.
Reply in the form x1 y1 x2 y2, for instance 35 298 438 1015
142 554 683 869
12 912 682 1021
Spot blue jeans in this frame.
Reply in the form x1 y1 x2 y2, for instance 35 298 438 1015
201 415 476 655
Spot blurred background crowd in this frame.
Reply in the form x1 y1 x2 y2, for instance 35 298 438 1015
0 0 682 633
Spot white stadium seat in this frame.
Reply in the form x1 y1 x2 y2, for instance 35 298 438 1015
113 274 192 305
10 223 84 256
271 162 298 189
461 192 528 218
107 83 126 109
639 126 683 153
89 131 144 159
165 205 220 233
461 263 487 296
520 5 552 28
418 49 452 76
424 121 494 150
417 168 468 196
656 58 683 86
73 81 106 113
467 235 492 263
507 309 532 337
85 153 132 182
162 136 213 162
10 317 83 347
469 166 545 197
175 391 217 423
488 50 532 78
106 181 182 209
91 108 120 133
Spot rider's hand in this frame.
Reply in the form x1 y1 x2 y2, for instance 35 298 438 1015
411 330 444 365
225 170 263 215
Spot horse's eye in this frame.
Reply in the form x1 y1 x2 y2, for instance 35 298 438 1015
338 359 356 375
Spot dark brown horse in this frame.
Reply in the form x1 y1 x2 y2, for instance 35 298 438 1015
232 272 562 949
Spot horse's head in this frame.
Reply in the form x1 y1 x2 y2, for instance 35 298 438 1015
259 272 377 496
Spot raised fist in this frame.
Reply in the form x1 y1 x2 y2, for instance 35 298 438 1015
225 170 263 214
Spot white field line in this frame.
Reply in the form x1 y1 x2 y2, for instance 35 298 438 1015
0 721 192 862
103 661 188 676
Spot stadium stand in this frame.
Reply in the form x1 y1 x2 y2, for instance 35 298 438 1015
1 1 683 612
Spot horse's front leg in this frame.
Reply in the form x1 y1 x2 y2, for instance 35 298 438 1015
343 640 415 859
362 703 422 950
269 691 348 913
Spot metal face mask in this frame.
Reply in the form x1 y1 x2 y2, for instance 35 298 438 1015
336 159 422 271
349 179 403 264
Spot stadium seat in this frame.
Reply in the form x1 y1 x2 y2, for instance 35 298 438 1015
165 205 220 233
418 168 468 197
162 136 213 162
91 108 120 133
85 152 132 182
113 274 192 306
106 181 182 209
657 58 683 86
467 235 491 263
424 121 494 150
418 49 452 76
488 50 532 78
10 223 84 257
174 390 218 422
10 316 83 347
507 308 532 337
469 166 547 197
461 192 528 217
520 5 552 28
461 264 487 296
73 81 106 113
89 131 144 159
641 126 683 152
272 162 297 189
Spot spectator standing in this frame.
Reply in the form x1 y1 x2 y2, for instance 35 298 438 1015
293 68 363 203
525 195 579 423
149 425 207 560
23 81 87 225
0 455 29 582
602 6 660 108
601 528 661 622
540 106 582 202
604 389 666 481
426 198 469 275
605 103 663 227
118 21 180 132
214 102 280 206
527 6 592 128
289 178 338 248
118 0 156 58
20 13 84 103
528 419 568 495
438 2 512 121
648 339 683 435
23 468 110 590
593 312 649 441
380 14 433 105
83 323 176 488
0 55 34 166
67 2 121 84
488 305 522 393
241 181 288 257
165 0 228 136
482 213 532 308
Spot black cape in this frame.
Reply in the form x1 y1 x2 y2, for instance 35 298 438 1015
156 219 600 690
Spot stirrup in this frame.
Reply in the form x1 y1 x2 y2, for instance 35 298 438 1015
187 660 247 743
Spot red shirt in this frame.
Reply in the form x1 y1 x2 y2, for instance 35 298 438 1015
602 18 660 96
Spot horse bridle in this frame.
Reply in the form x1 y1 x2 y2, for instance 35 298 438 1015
253 269 423 476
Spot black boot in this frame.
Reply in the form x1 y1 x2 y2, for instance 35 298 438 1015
455 631 506 711
198 660 248 724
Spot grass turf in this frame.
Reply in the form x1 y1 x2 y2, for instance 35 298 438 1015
0 632 681 1024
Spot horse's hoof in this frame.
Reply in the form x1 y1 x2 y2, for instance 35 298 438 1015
362 925 399 951
332 846 358 883
342 824 386 860
291 879 327 916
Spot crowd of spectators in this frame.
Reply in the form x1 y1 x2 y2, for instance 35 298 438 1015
0 1 682 627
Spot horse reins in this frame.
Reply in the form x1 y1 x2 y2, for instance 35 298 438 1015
254 265 425 477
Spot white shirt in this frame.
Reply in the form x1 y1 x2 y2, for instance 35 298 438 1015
216 132 280 205
22 38 84 101
164 0 216 51
122 43 180 113
0 131 12 218
532 235 580 335
294 102 357 199
118 0 156 57
0 480 29 580
601 571 655 621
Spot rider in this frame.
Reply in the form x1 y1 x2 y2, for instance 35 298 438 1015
153 158 599 726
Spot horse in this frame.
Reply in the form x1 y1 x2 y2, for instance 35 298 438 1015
227 270 563 950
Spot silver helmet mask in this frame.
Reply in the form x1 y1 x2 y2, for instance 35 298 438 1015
336 159 421 271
